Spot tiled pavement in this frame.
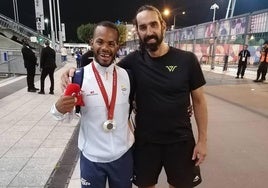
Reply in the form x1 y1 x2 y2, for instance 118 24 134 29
0 58 79 188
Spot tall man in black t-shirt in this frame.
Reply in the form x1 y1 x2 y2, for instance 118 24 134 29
60 5 208 188
118 5 207 188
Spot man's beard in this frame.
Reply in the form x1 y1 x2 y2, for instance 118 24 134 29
139 33 164 52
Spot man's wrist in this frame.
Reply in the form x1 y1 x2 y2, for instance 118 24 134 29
51 104 65 121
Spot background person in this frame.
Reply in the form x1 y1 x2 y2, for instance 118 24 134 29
75 48 83 68
38 40 56 95
60 46 68 63
21 39 39 92
51 21 134 188
81 45 94 67
236 44 251 79
254 41 268 82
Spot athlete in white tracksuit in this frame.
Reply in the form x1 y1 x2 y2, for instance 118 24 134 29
51 21 134 188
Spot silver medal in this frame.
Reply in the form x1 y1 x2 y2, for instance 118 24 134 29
103 120 116 132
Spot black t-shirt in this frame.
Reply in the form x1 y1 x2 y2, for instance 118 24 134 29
238 50 250 63
118 47 206 144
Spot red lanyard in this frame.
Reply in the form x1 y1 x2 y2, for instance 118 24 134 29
92 62 117 120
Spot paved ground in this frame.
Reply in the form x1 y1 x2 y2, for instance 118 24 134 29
0 57 79 188
0 58 268 188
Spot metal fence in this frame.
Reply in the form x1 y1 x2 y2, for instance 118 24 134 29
126 8 268 68
0 49 62 76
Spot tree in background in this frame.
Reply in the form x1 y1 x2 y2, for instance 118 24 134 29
77 23 127 46
117 23 127 46
77 23 95 43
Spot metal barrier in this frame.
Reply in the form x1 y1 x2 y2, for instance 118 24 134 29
0 49 62 76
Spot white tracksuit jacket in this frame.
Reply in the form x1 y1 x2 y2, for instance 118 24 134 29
51 61 134 163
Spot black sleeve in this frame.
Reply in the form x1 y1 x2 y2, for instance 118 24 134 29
117 51 139 69
189 52 206 90
81 51 93 67
117 55 129 69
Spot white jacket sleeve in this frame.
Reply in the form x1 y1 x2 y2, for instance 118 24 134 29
50 104 65 121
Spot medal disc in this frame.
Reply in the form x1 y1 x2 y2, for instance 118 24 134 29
103 120 116 131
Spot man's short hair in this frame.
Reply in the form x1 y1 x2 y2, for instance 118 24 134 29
94 21 119 43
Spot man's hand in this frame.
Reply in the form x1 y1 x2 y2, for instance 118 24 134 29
192 141 207 166
61 67 76 91
55 95 77 114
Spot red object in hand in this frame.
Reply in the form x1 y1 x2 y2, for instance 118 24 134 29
64 83 84 106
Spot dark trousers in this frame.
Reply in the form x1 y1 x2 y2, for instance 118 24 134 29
26 67 36 90
236 62 247 77
256 62 268 80
76 60 81 68
40 67 55 92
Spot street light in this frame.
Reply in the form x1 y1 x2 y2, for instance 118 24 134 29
163 9 170 17
44 18 49 24
210 3 219 22
48 0 56 49
44 18 50 38
12 0 19 22
173 11 185 30
163 8 186 30
225 0 237 19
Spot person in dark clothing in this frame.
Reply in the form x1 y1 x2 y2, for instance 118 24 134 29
38 40 57 94
75 48 82 68
254 41 268 82
21 39 39 92
236 44 251 79
80 47 94 67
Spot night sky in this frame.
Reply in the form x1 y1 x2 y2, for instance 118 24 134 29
1 0 268 42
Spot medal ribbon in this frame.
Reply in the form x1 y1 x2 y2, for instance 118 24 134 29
92 62 117 120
